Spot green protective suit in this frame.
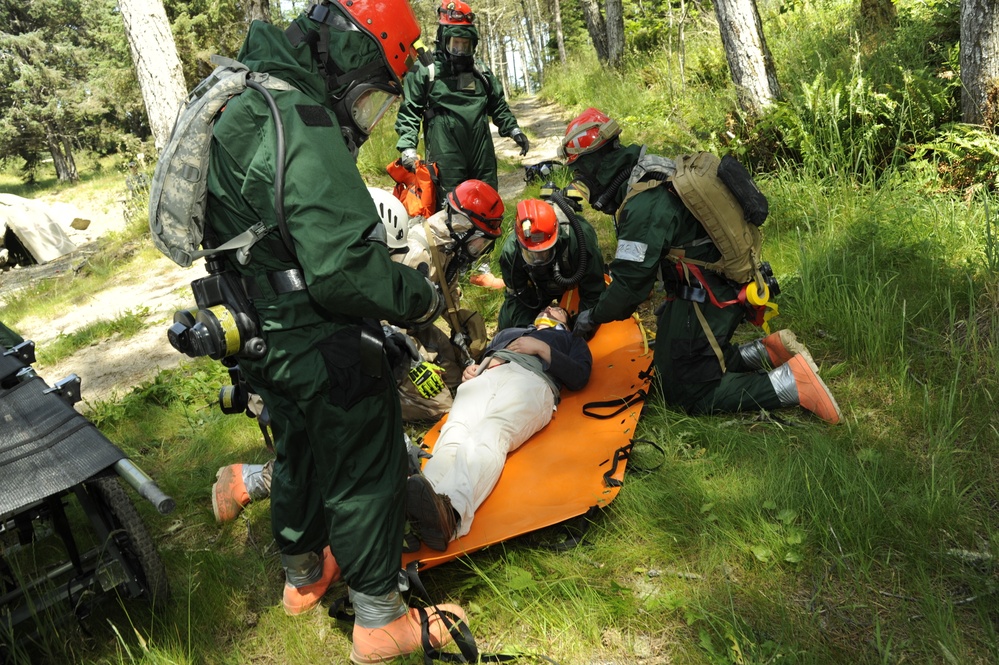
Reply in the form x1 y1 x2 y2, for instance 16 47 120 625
576 146 781 415
394 26 520 192
0 321 23 348
497 206 606 330
205 20 437 597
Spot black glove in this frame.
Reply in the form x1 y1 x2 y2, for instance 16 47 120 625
384 330 419 369
511 130 530 156
572 309 600 340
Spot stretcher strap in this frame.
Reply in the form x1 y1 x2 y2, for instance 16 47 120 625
582 389 647 419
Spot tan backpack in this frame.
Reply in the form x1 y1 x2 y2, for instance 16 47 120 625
619 150 769 285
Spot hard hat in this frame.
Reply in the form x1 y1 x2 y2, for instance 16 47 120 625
447 180 505 238
515 199 559 266
559 107 621 165
438 0 475 25
331 0 423 85
367 187 409 249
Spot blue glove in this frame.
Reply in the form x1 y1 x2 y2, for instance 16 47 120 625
572 309 599 340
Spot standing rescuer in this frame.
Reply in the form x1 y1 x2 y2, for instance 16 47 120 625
560 107 841 424
394 0 529 194
203 2 467 662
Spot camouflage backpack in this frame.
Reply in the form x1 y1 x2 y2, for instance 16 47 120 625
148 56 297 268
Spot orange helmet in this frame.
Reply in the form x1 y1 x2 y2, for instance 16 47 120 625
447 180 504 238
332 0 422 84
515 199 559 266
559 107 621 165
438 0 475 25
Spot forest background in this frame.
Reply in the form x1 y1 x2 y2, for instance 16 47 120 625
2 0 999 663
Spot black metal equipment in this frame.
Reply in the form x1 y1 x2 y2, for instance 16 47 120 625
0 339 173 659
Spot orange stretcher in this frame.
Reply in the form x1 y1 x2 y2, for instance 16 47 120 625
402 314 652 571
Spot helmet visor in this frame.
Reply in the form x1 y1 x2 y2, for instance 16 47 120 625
349 85 399 135
465 231 495 258
447 36 473 56
520 246 555 266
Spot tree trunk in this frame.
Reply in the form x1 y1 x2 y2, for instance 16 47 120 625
46 131 78 182
860 0 896 29
117 0 189 152
519 0 542 85
245 0 271 23
713 0 781 117
551 0 567 65
605 0 625 69
960 0 999 128
579 0 609 63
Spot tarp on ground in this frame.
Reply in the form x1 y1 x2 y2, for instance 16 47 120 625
0 193 79 264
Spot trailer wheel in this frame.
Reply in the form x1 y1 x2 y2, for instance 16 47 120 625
84 476 170 608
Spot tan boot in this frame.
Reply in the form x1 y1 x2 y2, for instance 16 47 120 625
762 330 818 373
211 464 251 522
283 546 341 615
350 604 467 664
788 355 841 424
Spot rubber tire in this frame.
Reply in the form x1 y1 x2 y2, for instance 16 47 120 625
84 475 170 608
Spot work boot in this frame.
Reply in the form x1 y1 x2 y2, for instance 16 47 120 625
282 546 341 615
770 355 841 424
761 330 818 373
211 461 272 522
350 604 468 664
406 474 457 552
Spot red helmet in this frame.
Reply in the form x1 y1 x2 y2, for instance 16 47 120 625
447 180 504 238
333 0 423 84
515 199 559 266
560 107 621 165
438 0 475 25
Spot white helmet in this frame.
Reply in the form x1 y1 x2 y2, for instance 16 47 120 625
367 187 410 249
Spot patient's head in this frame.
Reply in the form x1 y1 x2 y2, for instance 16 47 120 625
533 305 570 331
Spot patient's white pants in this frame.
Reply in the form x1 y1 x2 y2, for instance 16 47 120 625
422 362 556 538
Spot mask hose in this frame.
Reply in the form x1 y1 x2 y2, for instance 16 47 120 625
246 79 294 259
591 167 631 214
548 190 589 290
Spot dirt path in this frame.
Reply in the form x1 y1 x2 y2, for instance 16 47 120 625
5 95 568 408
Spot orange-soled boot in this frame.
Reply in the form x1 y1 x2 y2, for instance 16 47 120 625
788 354 841 424
283 546 341 616
211 464 251 523
761 330 818 373
350 604 467 664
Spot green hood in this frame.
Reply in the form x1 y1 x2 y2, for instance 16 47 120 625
237 20 327 104
437 24 479 52
572 144 642 208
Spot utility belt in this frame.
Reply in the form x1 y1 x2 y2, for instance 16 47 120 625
659 259 780 374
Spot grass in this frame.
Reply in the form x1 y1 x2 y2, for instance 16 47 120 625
3 1 999 662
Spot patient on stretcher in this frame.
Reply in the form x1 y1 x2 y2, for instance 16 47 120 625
406 305 593 550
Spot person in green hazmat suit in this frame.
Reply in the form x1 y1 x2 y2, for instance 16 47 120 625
200 3 468 662
497 196 606 330
559 108 843 425
394 0 529 194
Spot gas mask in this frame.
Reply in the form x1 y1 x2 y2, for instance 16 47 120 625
331 79 399 158
444 210 496 283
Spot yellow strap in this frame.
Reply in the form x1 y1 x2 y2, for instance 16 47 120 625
422 220 463 334
680 263 726 374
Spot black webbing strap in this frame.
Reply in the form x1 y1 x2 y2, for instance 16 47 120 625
582 388 647 420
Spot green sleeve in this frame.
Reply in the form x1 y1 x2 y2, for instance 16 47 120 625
497 235 534 329
394 64 430 152
575 217 608 312
591 188 679 324
480 67 519 138
217 89 436 324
